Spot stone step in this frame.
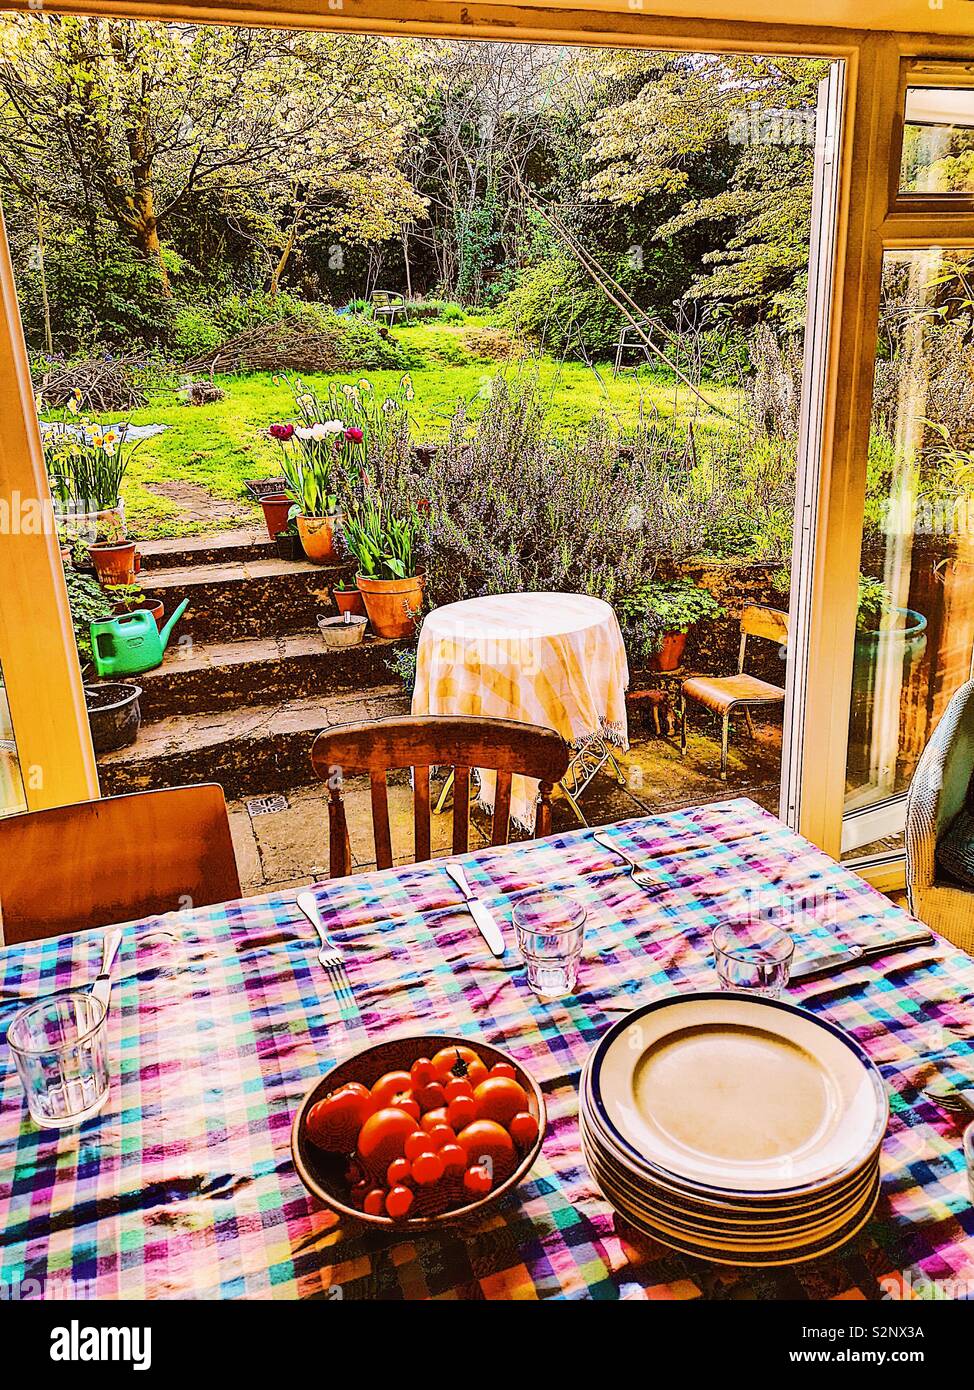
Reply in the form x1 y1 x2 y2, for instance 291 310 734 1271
96 686 411 799
138 556 346 643
134 632 401 721
137 526 273 571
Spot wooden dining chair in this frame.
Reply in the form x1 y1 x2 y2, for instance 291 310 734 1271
310 714 570 878
0 784 241 945
680 605 790 781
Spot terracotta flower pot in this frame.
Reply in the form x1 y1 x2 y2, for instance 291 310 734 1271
259 493 294 542
113 597 165 632
648 630 688 672
91 540 137 587
296 513 341 565
356 573 424 639
334 587 366 618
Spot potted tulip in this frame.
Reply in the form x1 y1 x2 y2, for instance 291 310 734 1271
268 420 342 563
341 491 426 639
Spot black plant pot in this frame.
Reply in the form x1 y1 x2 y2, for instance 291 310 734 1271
84 682 143 754
275 534 303 561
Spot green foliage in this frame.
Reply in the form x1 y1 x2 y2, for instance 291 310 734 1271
857 575 893 634
43 416 141 511
341 491 425 580
64 566 112 664
616 579 724 660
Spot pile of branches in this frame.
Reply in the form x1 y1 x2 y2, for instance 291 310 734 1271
32 355 149 412
180 321 343 376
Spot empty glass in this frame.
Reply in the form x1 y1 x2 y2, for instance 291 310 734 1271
7 993 110 1128
712 919 795 999
513 891 586 998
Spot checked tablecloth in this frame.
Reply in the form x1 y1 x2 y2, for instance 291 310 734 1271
2 797 974 1300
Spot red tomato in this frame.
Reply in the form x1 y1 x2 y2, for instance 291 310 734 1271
424 1123 456 1151
456 1120 517 1182
509 1112 540 1149
410 1151 445 1186
463 1164 492 1198
474 1077 528 1128
439 1143 467 1177
409 1057 435 1090
363 1188 386 1217
430 1046 489 1088
446 1096 476 1131
306 1083 374 1153
385 1185 414 1220
419 1107 449 1133
443 1077 474 1103
370 1070 415 1108
489 1062 517 1081
356 1107 419 1179
393 1096 421 1123
386 1157 412 1187
416 1081 447 1113
405 1129 436 1161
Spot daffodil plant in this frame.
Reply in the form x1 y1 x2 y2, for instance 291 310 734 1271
42 389 141 513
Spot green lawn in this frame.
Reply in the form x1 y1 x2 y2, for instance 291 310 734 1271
44 325 744 539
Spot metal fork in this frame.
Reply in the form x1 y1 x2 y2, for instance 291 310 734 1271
922 1079 974 1117
591 829 659 889
296 891 356 1017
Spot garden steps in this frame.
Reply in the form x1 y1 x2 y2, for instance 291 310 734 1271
137 527 273 571
96 685 411 798
134 632 400 721
139 555 345 643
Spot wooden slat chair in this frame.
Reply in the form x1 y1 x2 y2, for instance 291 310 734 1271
0 784 241 945
680 605 790 781
310 715 570 878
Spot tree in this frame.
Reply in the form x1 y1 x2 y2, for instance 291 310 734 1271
0 16 428 297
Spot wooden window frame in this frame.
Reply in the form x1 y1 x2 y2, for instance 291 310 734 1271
0 2 972 870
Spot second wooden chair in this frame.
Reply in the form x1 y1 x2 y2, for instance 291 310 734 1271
310 714 570 877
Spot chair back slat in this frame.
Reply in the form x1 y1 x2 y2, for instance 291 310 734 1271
370 771 394 870
328 789 351 878
413 765 431 862
0 785 240 945
492 770 513 846
311 715 570 878
741 605 789 646
452 766 471 855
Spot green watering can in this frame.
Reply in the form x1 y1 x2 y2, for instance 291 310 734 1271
90 600 189 679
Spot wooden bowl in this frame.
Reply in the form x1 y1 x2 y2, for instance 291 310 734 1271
291 1034 546 1229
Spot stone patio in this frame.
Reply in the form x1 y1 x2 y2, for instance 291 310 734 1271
228 716 782 896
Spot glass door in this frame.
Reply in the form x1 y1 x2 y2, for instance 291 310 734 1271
0 659 27 819
842 248 974 858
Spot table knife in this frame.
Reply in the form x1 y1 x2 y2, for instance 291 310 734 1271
791 927 935 981
92 928 123 1013
443 862 506 958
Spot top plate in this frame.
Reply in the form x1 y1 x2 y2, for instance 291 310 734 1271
588 993 888 1194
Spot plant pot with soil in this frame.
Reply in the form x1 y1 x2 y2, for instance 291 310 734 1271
617 578 724 673
91 539 137 587
333 582 366 617
343 492 427 640
106 583 165 632
274 517 304 561
84 681 143 754
267 420 345 565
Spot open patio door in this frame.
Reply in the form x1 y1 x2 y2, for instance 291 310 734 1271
779 61 845 832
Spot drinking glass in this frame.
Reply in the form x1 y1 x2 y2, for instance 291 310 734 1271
965 1120 974 1206
513 891 586 998
712 919 795 998
7 993 110 1128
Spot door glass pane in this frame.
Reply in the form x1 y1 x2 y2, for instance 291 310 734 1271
0 663 26 818
901 87 974 194
843 248 974 857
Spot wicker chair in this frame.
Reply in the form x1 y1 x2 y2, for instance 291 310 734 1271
905 677 974 954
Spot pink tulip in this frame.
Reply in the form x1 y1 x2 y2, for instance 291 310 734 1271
269 423 294 441
345 426 364 443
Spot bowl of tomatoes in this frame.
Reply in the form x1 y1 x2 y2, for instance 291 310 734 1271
291 1034 546 1228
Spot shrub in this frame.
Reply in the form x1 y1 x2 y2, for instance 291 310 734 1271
616 579 724 662
64 566 112 665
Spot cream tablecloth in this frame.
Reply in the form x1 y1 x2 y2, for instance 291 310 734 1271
412 592 630 828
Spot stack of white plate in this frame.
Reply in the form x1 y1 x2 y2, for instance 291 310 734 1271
580 992 888 1266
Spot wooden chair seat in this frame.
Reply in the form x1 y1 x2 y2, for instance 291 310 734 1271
681 673 785 716
310 714 570 878
0 785 241 945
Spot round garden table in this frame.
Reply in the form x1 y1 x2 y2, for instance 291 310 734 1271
412 592 630 829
